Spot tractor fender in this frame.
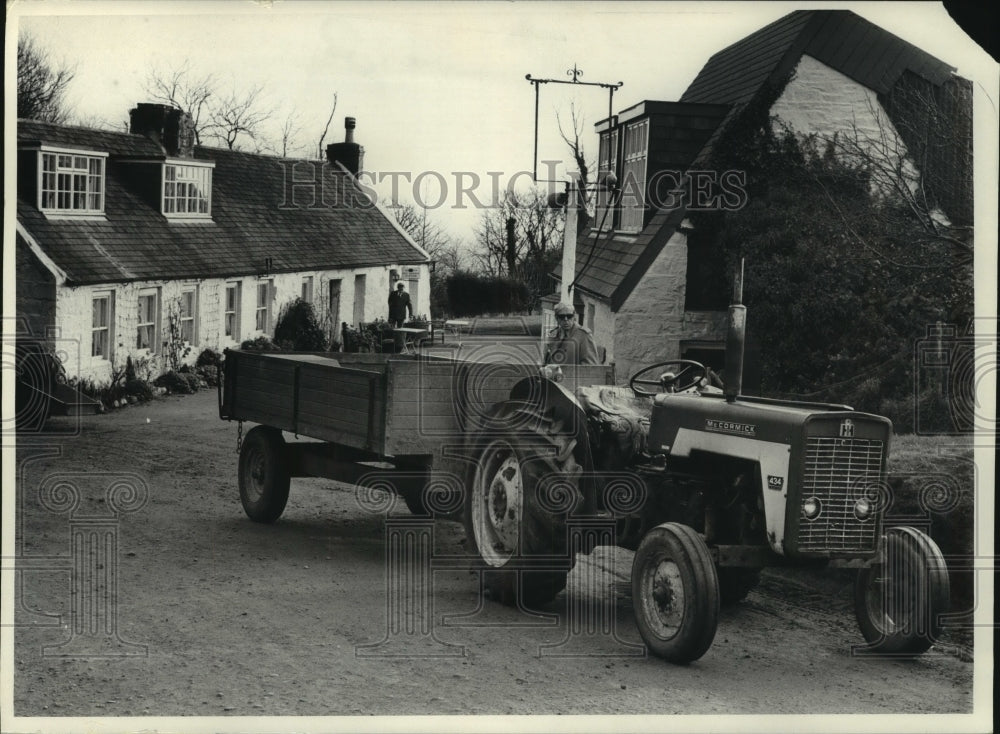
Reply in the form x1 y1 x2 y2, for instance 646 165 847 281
505 376 598 515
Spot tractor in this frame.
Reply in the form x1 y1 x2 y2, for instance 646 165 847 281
461 274 951 663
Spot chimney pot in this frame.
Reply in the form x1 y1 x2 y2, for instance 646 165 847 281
326 116 364 176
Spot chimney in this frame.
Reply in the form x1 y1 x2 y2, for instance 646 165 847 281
129 103 195 158
326 117 365 176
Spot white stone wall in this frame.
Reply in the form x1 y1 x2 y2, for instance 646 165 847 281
770 54 922 193
613 230 726 385
55 263 431 383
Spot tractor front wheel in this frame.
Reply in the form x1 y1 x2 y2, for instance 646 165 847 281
854 526 950 654
632 522 719 663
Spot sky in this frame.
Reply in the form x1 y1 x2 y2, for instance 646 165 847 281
8 1 997 243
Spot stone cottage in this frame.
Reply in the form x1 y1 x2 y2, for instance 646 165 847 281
16 106 431 391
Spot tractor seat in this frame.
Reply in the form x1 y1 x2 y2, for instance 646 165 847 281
575 385 653 465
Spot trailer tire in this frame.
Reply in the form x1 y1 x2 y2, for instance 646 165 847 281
632 522 719 663
854 526 950 655
464 404 582 608
238 426 291 523
716 567 761 606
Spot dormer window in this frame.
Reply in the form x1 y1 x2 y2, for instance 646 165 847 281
38 148 107 216
163 161 213 220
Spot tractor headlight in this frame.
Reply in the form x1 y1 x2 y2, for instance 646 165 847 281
854 497 873 521
802 497 821 521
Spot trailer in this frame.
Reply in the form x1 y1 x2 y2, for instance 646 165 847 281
218 349 615 519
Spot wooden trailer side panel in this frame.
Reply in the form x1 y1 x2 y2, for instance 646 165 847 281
223 350 386 454
297 364 386 451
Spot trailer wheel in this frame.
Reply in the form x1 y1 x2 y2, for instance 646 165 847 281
632 522 719 663
238 426 290 523
464 405 582 608
716 567 761 606
855 526 950 654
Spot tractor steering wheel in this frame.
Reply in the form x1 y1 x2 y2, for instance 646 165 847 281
629 360 710 397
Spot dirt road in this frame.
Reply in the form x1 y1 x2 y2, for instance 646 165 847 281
11 390 977 722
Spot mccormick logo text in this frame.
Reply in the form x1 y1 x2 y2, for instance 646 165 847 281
705 419 757 437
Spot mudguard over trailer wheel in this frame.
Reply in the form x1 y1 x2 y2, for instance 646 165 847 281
238 426 291 523
632 522 720 663
854 526 950 654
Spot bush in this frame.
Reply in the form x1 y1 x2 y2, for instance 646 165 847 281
123 378 153 401
240 336 280 352
154 370 197 394
196 348 222 367
196 364 220 387
274 298 327 351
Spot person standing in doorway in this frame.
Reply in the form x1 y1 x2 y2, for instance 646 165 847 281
388 281 413 327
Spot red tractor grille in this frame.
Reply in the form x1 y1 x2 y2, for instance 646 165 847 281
798 436 884 553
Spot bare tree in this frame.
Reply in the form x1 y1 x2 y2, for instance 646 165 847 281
144 62 214 144
474 188 562 280
810 92 973 268
389 201 456 258
557 101 596 231
206 85 273 151
17 33 76 123
316 93 339 159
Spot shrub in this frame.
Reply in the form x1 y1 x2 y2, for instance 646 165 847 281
123 378 153 401
196 364 220 387
154 370 197 394
196 348 222 367
240 336 280 352
274 298 328 351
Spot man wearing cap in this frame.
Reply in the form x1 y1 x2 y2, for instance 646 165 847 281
388 281 413 328
544 302 600 366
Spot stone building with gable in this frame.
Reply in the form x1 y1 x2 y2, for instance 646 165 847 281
551 10 972 385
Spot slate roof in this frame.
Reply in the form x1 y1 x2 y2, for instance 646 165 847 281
568 10 959 309
17 119 427 286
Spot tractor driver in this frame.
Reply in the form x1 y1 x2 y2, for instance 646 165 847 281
544 302 600 366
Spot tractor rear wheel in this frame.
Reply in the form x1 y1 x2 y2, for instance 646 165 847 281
855 526 950 654
464 404 582 608
632 522 719 663
238 426 290 523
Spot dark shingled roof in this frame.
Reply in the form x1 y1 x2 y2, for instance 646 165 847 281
568 9 959 309
17 119 427 286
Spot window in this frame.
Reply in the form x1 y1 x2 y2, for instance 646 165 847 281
39 150 106 214
595 129 619 228
225 283 241 339
255 280 272 332
179 289 197 344
91 293 113 359
163 162 212 218
136 290 159 351
301 276 314 304
620 119 649 232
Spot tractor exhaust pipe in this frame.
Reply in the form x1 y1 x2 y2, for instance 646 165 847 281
724 259 746 403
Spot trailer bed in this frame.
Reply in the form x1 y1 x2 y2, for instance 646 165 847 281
220 349 615 458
